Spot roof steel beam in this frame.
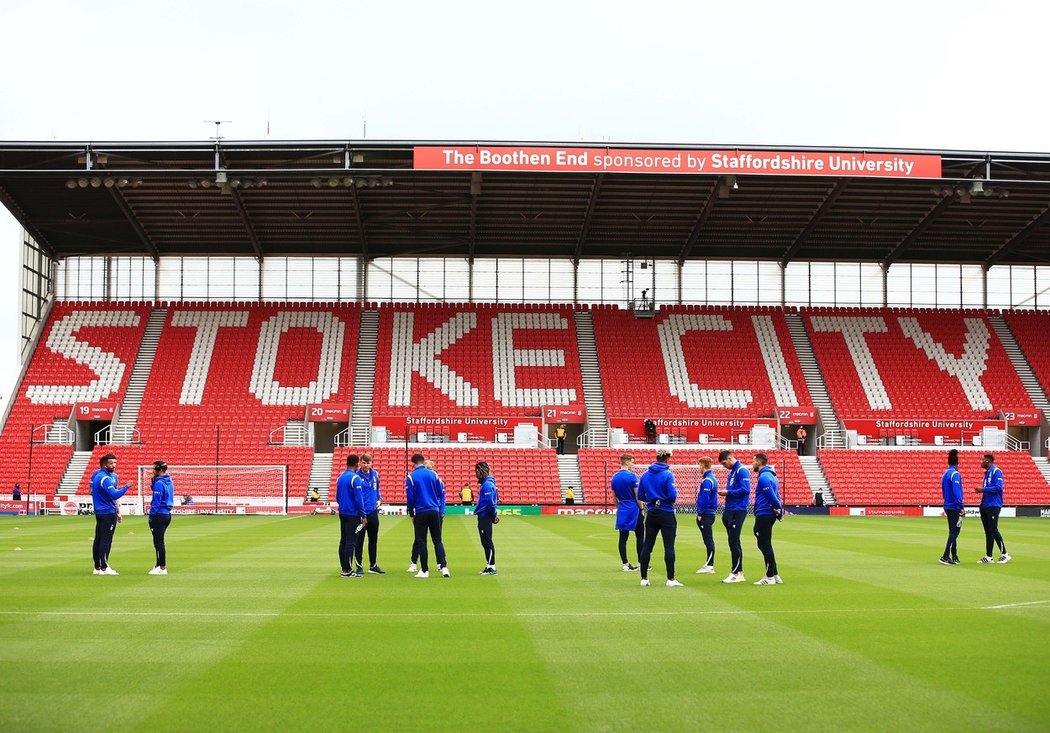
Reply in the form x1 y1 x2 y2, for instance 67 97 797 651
677 181 720 263
107 187 160 262
780 180 848 266
573 173 603 264
985 198 1050 269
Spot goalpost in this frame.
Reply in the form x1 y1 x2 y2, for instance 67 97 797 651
137 465 289 515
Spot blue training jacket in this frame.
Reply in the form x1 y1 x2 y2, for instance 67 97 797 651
753 465 782 516
980 465 1003 508
638 462 677 513
90 468 129 515
405 465 445 516
336 469 367 517
149 473 174 516
475 475 498 517
695 470 719 515
357 468 381 511
723 461 751 512
941 467 964 511
611 468 640 508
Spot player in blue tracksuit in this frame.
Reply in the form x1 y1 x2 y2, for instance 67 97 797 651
611 453 644 571
475 462 499 575
976 453 1010 563
637 448 682 587
354 454 384 574
405 453 448 577
694 457 719 574
751 453 784 584
939 449 964 565
90 453 130 575
718 450 751 582
336 454 368 577
147 460 175 575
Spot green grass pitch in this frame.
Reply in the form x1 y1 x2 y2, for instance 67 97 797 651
1 514 1048 732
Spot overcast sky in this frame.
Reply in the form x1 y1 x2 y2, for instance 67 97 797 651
1 0 1048 406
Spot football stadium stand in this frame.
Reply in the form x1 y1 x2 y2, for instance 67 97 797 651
1003 310 1050 405
592 306 813 425
819 449 1050 506
803 308 1036 420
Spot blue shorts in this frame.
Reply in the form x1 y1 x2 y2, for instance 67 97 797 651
615 502 640 531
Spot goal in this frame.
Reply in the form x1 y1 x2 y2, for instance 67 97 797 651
137 465 288 515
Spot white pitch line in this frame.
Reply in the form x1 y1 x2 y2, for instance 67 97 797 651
983 599 1050 609
0 604 1043 620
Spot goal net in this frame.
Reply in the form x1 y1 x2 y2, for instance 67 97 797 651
601 459 789 514
137 465 288 515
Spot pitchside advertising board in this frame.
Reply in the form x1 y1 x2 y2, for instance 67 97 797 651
413 146 943 178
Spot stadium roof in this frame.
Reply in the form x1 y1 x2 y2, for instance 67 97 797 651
1 140 1049 267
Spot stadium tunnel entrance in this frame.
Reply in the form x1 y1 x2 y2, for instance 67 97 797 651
77 420 109 452
311 421 347 453
549 422 584 454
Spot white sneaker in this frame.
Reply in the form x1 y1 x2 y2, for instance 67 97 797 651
441 566 451 578
721 573 745 584
666 579 684 587
148 567 167 575
415 570 429 578
622 564 639 572
773 575 783 584
998 553 1012 564
93 569 101 575
640 579 650 587
754 576 778 585
101 567 119 576
696 566 715 574
977 556 994 564
407 563 418 573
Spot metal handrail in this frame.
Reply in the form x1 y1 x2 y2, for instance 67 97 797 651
96 425 141 445
576 427 611 448
270 422 308 447
33 422 74 445
1005 434 1031 452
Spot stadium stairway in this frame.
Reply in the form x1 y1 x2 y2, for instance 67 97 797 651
557 453 584 502
308 453 334 502
1033 457 1050 487
109 306 167 443
574 309 609 444
350 308 380 443
785 312 844 448
58 450 93 495
798 455 835 505
988 314 1050 424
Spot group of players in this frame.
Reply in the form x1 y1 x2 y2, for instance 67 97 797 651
612 448 785 587
939 449 1011 565
86 446 1013 579
335 451 500 579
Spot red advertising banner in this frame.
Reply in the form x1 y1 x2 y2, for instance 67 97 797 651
373 415 543 443
776 407 817 424
414 146 942 179
307 404 350 422
610 416 778 444
843 418 1027 444
0 500 32 514
544 406 587 424
1001 410 1041 426
541 505 616 516
74 403 116 421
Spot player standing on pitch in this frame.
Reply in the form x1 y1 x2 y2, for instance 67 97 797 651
694 456 718 574
751 453 783 585
147 460 174 575
939 449 964 566
611 453 644 572
355 453 384 574
475 461 499 575
718 450 750 583
337 454 368 578
406 453 449 578
90 453 131 576
976 453 1010 564
637 448 682 588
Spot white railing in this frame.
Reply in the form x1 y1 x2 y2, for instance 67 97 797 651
1005 434 1031 452
577 428 611 448
270 423 308 447
334 426 372 447
533 430 553 449
96 425 141 445
776 435 798 451
32 423 74 445
816 431 843 450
